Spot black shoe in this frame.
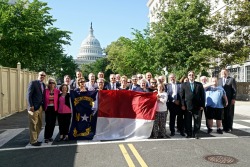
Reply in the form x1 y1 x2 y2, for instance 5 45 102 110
57 138 64 142
186 135 192 138
170 132 175 136
207 128 213 134
224 129 231 133
180 132 186 137
193 134 199 139
63 137 69 141
31 141 41 146
217 129 223 134
44 139 49 143
48 138 53 142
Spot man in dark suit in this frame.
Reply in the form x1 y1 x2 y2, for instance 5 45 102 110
27 71 46 146
70 70 82 90
167 73 185 136
129 75 141 91
180 71 205 138
218 68 237 133
105 74 121 90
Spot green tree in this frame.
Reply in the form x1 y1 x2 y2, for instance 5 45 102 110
0 0 77 75
81 57 113 81
151 0 218 78
106 27 159 77
210 0 250 68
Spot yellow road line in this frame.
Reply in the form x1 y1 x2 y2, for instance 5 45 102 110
119 144 135 167
128 144 148 167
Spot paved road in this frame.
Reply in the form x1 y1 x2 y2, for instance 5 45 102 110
0 102 250 167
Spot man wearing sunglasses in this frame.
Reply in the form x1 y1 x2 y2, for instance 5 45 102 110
27 71 46 146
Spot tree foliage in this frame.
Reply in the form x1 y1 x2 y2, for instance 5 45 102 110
106 27 159 77
105 0 249 79
209 0 250 68
81 57 113 81
0 0 77 79
150 0 218 78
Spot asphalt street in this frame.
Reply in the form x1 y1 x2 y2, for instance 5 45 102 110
0 101 250 167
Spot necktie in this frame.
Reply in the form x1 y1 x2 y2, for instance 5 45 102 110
223 78 226 86
190 83 194 92
112 84 114 90
40 82 44 93
172 83 176 98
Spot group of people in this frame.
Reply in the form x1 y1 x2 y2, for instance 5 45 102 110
26 68 236 146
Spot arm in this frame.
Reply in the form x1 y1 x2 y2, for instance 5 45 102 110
27 81 34 111
203 82 213 90
223 95 228 107
180 83 186 110
158 93 168 104
231 78 237 105
200 84 205 110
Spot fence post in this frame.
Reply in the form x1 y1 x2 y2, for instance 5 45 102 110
0 66 3 117
17 62 21 112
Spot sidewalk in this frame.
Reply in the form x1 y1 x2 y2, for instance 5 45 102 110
235 100 250 117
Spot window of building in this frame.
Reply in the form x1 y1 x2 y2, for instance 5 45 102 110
246 66 250 82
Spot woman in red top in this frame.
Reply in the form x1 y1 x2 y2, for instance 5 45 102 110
43 78 60 143
57 84 72 141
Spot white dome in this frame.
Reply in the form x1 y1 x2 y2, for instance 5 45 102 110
76 23 103 64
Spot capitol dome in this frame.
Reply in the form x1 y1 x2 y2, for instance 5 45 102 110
75 23 104 66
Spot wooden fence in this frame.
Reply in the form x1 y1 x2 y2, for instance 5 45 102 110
0 63 39 118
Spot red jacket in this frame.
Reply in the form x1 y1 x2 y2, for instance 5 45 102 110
44 88 60 111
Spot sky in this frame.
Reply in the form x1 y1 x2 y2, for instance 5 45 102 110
41 0 149 59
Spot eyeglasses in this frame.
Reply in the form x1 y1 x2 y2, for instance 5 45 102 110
138 76 142 78
111 78 115 79
127 82 131 83
40 74 46 77
151 82 156 84
49 82 55 84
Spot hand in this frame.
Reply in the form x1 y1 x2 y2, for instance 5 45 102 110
181 105 186 110
231 99 235 105
200 107 203 111
29 106 34 112
174 100 180 105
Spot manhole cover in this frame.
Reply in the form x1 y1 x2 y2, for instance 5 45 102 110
204 155 238 164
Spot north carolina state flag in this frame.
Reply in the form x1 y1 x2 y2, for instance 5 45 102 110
93 90 157 140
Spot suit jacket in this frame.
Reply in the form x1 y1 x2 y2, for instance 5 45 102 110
105 82 121 90
180 81 205 111
43 88 60 111
27 80 46 111
70 79 80 90
218 77 237 103
129 84 141 91
166 82 181 102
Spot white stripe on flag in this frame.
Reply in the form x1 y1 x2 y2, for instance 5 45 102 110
93 118 154 141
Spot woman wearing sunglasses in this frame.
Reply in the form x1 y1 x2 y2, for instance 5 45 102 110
43 78 60 143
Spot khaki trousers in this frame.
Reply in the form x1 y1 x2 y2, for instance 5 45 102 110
28 106 43 144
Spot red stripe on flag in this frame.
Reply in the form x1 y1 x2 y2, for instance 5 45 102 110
98 90 157 120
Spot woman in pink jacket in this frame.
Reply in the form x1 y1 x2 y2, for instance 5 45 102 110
43 78 60 143
57 84 72 141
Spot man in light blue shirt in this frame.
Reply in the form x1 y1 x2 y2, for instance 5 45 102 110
205 77 228 134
